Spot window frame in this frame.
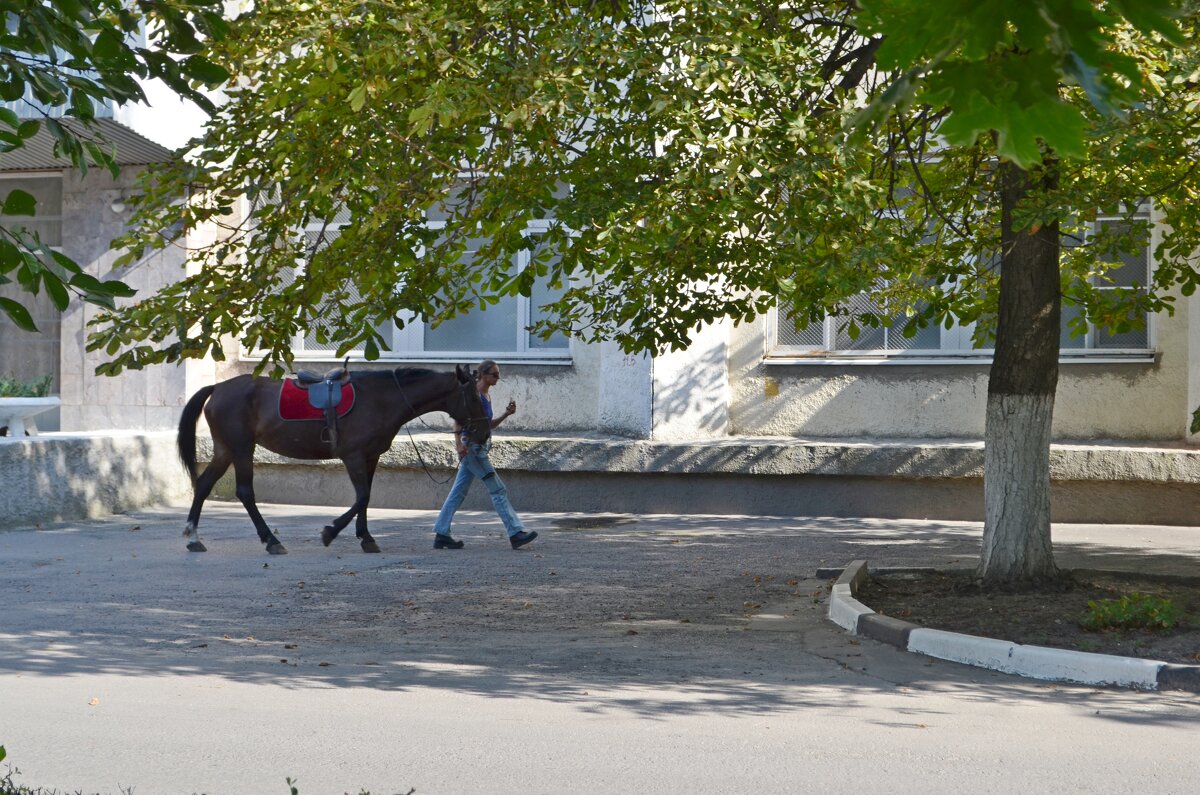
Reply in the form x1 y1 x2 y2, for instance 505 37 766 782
255 214 574 366
767 209 1157 366
0 172 65 250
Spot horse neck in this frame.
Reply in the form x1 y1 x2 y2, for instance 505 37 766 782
393 370 456 418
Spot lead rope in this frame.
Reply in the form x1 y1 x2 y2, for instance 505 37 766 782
392 369 455 486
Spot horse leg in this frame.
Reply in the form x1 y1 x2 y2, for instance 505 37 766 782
182 451 232 553
231 455 287 555
320 455 380 553
353 457 381 553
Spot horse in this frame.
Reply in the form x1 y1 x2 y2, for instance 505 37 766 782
176 364 490 555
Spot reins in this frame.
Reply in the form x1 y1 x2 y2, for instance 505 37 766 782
391 368 454 484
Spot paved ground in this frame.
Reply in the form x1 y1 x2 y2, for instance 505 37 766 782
1 502 1198 794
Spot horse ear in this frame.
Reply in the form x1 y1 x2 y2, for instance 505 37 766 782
456 364 470 383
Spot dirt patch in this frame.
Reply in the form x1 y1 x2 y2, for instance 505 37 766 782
856 569 1200 665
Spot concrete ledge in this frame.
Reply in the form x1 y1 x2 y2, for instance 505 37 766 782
0 432 192 531
828 560 1200 693
196 432 1200 524
201 431 1200 482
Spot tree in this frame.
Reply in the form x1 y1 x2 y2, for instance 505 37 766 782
853 0 1195 581
92 1 1200 583
0 0 229 331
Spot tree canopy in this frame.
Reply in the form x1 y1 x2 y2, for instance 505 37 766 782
91 0 1199 376
0 0 229 331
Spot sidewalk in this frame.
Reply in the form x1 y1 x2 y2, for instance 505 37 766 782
1 503 1198 793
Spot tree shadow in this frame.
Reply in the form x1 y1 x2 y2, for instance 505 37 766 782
1 505 1197 726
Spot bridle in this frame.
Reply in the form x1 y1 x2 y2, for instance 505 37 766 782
453 380 491 441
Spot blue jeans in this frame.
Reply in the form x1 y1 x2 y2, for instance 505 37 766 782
432 441 525 538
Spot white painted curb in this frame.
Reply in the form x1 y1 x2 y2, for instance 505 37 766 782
828 582 872 633
827 560 1185 691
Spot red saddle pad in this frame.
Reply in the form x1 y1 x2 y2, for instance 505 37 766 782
279 379 356 421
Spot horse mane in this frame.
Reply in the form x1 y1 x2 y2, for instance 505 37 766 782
392 367 441 380
353 366 443 383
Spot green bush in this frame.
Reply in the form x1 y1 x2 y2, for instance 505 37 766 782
1080 592 1179 632
0 374 53 398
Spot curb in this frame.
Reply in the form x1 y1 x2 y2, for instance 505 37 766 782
827 560 1200 693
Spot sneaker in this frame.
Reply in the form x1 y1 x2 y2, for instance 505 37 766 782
434 533 464 549
509 530 538 550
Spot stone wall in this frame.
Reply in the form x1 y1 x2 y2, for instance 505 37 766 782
0 432 191 530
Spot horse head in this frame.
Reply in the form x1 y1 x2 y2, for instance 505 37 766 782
453 363 491 445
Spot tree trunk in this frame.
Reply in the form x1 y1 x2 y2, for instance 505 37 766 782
980 160 1061 584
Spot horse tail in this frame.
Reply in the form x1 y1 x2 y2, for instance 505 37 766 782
178 385 216 484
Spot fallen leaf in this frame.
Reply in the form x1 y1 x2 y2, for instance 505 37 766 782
318 662 332 667
128 525 140 532
193 643 207 648
625 630 638 635
284 644 299 649
88 698 99 706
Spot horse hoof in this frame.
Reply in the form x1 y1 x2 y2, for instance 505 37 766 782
267 543 288 555
186 541 207 553
361 540 381 554
321 526 336 547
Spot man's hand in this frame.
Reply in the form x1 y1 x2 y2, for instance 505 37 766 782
505 399 517 416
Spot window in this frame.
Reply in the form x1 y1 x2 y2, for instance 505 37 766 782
771 211 1154 363
281 213 571 363
0 176 63 247
1060 214 1151 352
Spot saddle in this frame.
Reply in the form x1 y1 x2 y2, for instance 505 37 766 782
290 359 352 448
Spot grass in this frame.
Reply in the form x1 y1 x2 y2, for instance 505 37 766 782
0 374 53 398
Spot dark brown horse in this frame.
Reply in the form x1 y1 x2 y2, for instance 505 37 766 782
177 365 489 554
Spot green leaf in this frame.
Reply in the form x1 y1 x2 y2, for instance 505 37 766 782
0 75 24 102
44 273 70 310
70 272 136 297
0 240 20 274
1112 0 1187 47
0 296 37 331
183 55 230 86
2 189 37 216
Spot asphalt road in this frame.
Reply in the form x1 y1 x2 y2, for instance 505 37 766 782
1 502 1198 794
